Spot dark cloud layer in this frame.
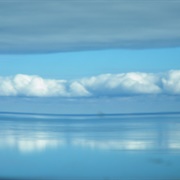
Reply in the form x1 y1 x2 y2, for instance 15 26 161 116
0 0 180 53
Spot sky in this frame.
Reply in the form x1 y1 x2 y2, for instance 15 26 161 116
1 1 180 53
0 1 180 114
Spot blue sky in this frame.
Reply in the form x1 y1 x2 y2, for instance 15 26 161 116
0 1 180 114
0 48 180 114
1 48 180 79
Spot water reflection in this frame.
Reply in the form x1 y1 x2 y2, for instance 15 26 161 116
1 114 180 179
0 135 63 153
0 114 180 153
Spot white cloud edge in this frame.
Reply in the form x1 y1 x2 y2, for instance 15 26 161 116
0 70 180 97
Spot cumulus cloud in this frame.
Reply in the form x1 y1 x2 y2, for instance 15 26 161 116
0 74 90 97
0 1 180 53
0 70 180 97
80 72 161 96
162 70 180 94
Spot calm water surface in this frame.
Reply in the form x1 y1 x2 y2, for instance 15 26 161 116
0 113 180 180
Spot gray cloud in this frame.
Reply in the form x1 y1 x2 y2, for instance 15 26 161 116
0 70 180 97
0 1 180 53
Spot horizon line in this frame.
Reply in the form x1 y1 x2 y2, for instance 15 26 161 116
0 111 180 117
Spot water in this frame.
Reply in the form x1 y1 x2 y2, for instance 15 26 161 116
0 112 180 180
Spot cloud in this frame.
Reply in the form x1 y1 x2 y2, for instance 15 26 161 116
80 72 161 96
0 70 180 97
0 74 90 97
0 1 180 53
162 70 180 94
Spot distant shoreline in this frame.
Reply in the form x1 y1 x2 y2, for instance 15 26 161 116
0 111 180 117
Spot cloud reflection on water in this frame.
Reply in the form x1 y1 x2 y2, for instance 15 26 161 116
72 139 153 150
0 132 64 153
0 115 180 153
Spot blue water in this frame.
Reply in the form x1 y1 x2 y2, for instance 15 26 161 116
0 112 180 179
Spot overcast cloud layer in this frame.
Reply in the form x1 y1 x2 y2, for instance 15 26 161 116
0 70 180 97
1 1 180 53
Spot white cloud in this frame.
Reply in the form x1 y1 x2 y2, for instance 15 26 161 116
0 1 180 53
69 81 91 97
0 74 90 97
162 70 180 94
0 70 180 97
14 74 68 97
80 72 161 96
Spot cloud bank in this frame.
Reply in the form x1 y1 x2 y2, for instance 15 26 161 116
1 1 180 53
0 70 180 97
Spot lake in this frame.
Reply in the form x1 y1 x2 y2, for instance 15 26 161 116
0 112 180 180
